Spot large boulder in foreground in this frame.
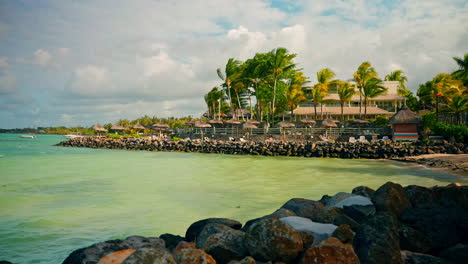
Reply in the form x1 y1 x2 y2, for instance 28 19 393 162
243 217 303 263
173 242 216 264
63 236 167 264
280 216 337 242
372 182 411 217
122 247 176 264
310 207 360 231
352 186 375 199
433 184 468 210
242 208 296 232
438 243 468 263
185 218 242 242
400 251 448 264
298 237 359 264
354 212 402 264
196 223 247 264
159 233 185 251
280 198 324 218
403 185 437 209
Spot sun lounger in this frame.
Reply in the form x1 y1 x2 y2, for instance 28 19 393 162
349 137 356 143
358 136 368 143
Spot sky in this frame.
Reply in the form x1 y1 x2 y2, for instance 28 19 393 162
0 0 467 128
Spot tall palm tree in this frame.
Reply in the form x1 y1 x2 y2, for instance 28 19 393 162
452 54 468 86
447 94 467 125
217 58 243 118
314 68 336 119
310 84 327 119
285 71 309 120
204 87 224 119
353 62 378 118
243 54 270 121
362 78 387 118
268 48 296 122
385 70 409 96
336 81 355 120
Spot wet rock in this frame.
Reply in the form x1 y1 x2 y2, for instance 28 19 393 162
122 247 176 264
403 185 437 209
400 207 468 250
438 244 468 263
310 207 360 231
298 237 359 264
342 204 375 224
352 186 375 198
185 218 242 242
280 216 337 242
324 192 355 207
227 256 256 264
433 184 468 210
0 261 13 264
159 233 185 251
332 224 354 244
173 242 216 264
399 224 431 253
354 212 402 264
242 208 296 232
244 217 303 263
63 236 166 264
196 224 247 264
280 198 324 218
400 251 448 264
372 182 411 217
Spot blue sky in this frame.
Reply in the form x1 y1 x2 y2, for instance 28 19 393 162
0 0 467 128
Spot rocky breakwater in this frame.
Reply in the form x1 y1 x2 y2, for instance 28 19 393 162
57 137 466 159
59 182 468 264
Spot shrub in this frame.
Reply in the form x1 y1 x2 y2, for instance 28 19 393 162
373 116 389 126
172 136 183 141
421 112 436 129
430 122 468 143
106 133 121 139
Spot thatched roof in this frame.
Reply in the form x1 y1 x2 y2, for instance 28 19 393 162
275 121 295 128
299 118 316 124
225 119 241 125
246 119 260 125
132 122 146 130
242 122 258 129
93 123 107 132
208 119 224 124
321 119 338 128
184 120 195 126
194 121 212 128
111 124 127 130
152 123 170 129
389 106 420 124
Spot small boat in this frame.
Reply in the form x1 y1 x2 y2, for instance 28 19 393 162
63 134 84 139
20 135 36 139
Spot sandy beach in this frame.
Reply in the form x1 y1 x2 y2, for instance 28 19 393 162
392 154 468 176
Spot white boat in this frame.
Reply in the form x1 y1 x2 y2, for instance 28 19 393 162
63 134 84 139
20 135 36 139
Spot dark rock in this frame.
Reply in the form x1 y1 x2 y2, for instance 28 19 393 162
399 224 431 253
372 182 411 217
400 251 448 264
280 216 336 243
298 237 360 264
400 207 468 251
438 244 468 263
122 247 176 264
310 207 360 231
196 224 247 264
404 185 437 209
244 217 303 263
332 224 354 244
354 212 402 264
62 236 166 264
342 204 375 224
172 242 216 264
242 208 296 232
280 198 324 218
352 186 375 199
324 192 355 207
318 194 332 205
159 233 185 251
0 261 12 264
226 256 256 264
433 185 468 210
185 218 242 242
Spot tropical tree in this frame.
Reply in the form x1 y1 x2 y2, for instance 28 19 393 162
243 53 271 121
310 84 327 119
353 62 378 118
285 71 310 120
313 68 336 119
217 58 243 118
336 81 355 120
385 70 410 96
204 87 224 119
267 48 296 121
362 78 387 118
447 94 468 125
452 54 468 86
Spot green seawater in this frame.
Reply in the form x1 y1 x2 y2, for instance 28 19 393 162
0 134 466 263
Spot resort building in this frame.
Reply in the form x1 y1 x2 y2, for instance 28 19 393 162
293 81 406 119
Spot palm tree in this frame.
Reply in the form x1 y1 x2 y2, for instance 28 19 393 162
452 54 468 86
314 68 336 119
447 94 467 125
353 62 378 118
362 78 387 118
268 48 296 122
217 58 243 118
310 84 327 119
204 87 224 119
243 54 270 121
385 70 409 96
285 71 309 120
336 81 355 120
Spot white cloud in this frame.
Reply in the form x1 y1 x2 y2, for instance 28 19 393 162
33 49 52 66
70 65 111 96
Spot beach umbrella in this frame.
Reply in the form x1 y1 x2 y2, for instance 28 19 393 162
111 124 127 134
132 121 146 131
299 118 316 127
225 118 241 136
152 123 170 138
242 122 257 140
275 121 295 140
194 121 211 140
208 119 223 134
320 118 337 137
246 119 260 125
92 123 107 136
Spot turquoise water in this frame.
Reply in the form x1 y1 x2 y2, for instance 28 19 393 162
0 134 465 263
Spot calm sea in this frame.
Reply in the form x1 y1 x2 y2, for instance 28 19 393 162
0 134 465 263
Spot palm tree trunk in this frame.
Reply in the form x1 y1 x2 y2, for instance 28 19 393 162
321 103 324 119
212 102 216 119
249 93 253 120
359 87 362 119
314 104 317 119
364 97 368 119
341 102 344 121
272 77 278 123
235 91 245 121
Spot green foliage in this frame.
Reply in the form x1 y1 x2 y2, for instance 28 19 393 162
373 116 389 126
431 122 468 143
421 112 436 129
172 136 183 141
107 133 121 139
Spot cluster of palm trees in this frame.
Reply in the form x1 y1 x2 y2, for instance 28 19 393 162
417 54 468 123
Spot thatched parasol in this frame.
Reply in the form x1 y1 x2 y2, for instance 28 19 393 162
389 106 420 124
299 118 316 126
184 120 195 127
350 119 369 125
93 123 107 132
246 119 260 125
224 118 241 125
132 121 146 130
110 124 127 135
208 119 224 125
320 118 337 137
275 121 295 128
194 121 211 140
152 123 170 129
242 122 258 129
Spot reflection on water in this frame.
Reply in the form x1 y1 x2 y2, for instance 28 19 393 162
0 134 465 263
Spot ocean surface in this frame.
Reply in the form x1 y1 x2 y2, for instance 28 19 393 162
0 134 465 263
